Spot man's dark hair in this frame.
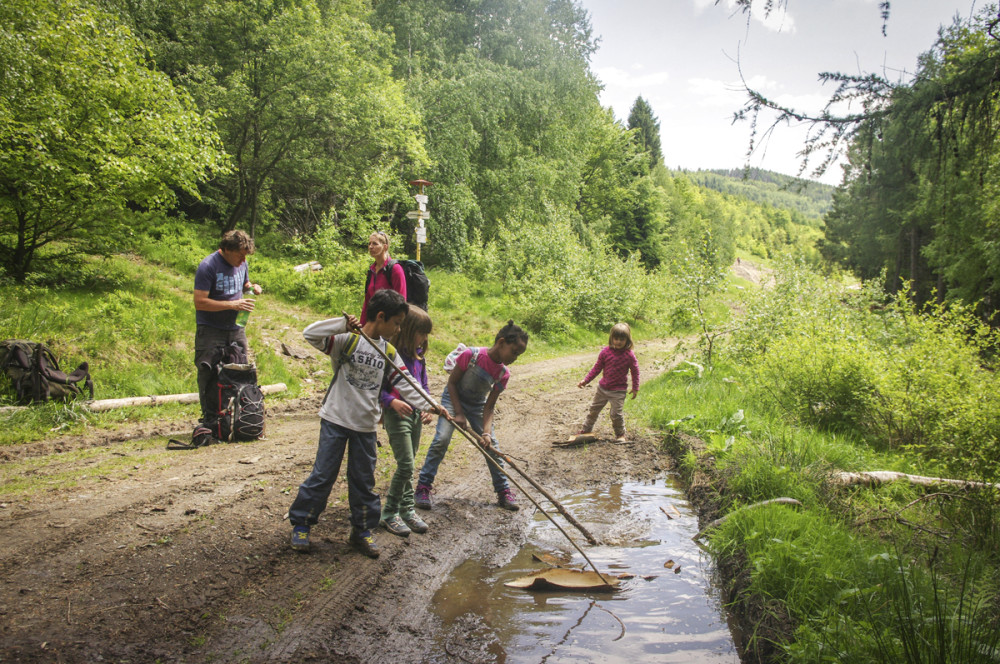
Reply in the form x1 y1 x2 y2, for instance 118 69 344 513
219 230 255 254
368 289 409 322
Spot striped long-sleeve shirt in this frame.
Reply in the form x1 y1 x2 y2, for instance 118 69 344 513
581 346 639 392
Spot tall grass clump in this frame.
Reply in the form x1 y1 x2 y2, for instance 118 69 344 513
713 506 1000 663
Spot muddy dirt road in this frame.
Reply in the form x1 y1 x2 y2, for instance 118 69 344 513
0 340 680 663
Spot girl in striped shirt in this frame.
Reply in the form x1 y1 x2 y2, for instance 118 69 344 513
576 323 639 442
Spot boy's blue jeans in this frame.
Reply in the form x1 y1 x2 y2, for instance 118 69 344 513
288 419 379 532
417 389 509 493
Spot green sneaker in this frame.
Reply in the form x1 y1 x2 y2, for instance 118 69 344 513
380 514 411 538
402 512 428 534
290 525 310 552
349 528 380 558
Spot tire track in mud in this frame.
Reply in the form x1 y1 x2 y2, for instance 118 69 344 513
0 338 679 663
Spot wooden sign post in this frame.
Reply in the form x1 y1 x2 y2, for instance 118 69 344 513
407 179 432 261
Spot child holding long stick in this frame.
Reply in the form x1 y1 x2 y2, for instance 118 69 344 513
415 321 529 511
288 290 443 558
378 307 434 537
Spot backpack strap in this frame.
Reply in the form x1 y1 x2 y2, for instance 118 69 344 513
321 333 361 407
31 344 46 402
381 341 400 385
365 260 398 295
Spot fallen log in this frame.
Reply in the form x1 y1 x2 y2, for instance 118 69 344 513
830 471 1000 491
85 383 287 412
693 497 804 540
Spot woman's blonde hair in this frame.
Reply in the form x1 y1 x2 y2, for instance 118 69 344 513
609 322 633 350
371 230 390 250
391 306 432 359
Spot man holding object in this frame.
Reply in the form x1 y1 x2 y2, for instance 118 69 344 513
192 230 263 438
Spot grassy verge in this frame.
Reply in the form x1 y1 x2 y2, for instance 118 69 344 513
631 266 1000 662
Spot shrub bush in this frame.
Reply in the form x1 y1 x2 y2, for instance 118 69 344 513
730 263 1000 479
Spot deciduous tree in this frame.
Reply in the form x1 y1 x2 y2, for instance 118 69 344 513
0 0 226 282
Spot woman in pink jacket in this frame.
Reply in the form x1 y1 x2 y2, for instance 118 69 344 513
360 231 407 325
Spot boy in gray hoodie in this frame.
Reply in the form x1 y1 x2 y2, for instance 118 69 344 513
288 289 442 558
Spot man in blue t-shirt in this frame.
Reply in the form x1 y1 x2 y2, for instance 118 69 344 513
193 230 263 432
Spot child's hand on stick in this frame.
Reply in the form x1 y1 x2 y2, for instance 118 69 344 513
343 313 361 331
390 399 413 416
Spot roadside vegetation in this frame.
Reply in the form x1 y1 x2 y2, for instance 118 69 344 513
3 0 1000 661
636 260 1000 662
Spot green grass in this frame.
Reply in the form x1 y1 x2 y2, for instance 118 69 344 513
0 218 660 446
0 435 171 497
636 352 1000 661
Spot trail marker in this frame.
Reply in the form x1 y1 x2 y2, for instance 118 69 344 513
407 180 433 258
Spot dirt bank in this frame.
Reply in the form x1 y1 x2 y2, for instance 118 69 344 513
0 339 680 663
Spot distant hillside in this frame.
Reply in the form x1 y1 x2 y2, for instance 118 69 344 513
678 168 835 220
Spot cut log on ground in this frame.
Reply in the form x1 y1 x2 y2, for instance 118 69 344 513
831 471 1000 491
85 384 287 412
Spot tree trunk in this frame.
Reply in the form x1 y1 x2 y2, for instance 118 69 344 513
831 471 999 491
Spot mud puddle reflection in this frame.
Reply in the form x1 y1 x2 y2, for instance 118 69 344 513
429 477 738 663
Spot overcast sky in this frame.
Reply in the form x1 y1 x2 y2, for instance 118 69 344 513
578 0 980 184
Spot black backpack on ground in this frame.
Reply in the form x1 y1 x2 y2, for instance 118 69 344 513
0 339 94 404
169 342 265 450
366 258 430 310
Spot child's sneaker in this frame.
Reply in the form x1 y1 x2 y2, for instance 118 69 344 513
290 525 310 552
380 515 411 538
414 484 433 510
349 528 380 558
402 512 428 534
497 488 520 511
615 434 628 443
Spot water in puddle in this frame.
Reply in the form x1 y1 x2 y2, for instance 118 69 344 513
429 477 739 663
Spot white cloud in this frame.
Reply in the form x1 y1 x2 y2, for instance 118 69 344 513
757 5 795 32
594 66 670 89
686 77 745 107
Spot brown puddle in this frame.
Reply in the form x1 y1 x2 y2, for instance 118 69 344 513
429 477 740 663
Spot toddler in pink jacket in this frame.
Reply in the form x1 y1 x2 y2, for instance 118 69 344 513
577 323 639 442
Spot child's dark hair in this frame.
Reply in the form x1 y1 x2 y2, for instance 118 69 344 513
391 306 432 359
609 322 633 350
368 289 409 322
495 319 529 346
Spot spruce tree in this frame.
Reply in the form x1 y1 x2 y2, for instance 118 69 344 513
627 96 663 170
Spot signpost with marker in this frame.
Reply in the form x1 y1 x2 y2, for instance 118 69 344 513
407 179 432 261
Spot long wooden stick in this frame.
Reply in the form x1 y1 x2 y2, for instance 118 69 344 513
346 315 611 584
492 453 598 545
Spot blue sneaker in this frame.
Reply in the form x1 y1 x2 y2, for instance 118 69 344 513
290 525 310 552
349 528 380 558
